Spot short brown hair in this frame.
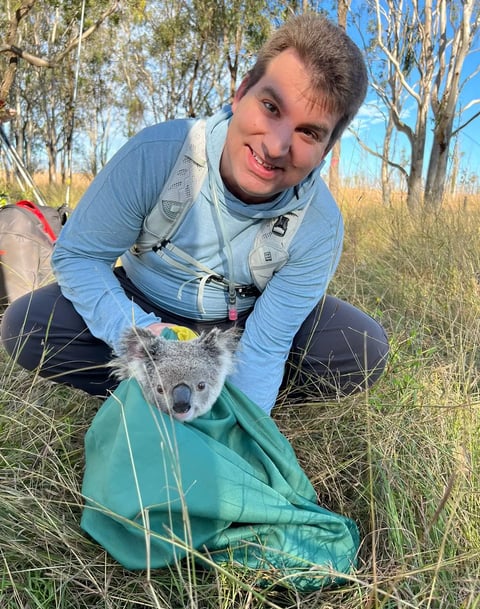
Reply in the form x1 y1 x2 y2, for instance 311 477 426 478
246 14 368 151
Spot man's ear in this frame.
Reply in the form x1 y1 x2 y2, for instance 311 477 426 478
232 73 251 111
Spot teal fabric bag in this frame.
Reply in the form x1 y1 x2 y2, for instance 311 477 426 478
81 378 359 591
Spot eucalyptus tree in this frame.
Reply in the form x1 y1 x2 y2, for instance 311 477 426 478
114 0 274 138
1 0 332 182
328 0 350 199
0 0 121 182
71 27 119 177
423 0 480 210
367 0 480 213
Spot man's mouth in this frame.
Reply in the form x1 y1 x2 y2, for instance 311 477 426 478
251 148 278 171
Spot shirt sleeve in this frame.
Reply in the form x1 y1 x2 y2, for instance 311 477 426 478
227 189 344 414
51 124 186 353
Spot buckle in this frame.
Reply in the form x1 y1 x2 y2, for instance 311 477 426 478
272 215 289 236
236 285 260 298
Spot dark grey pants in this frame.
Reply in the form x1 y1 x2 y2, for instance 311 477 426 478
0 269 389 400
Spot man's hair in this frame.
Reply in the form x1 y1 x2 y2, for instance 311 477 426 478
246 14 368 151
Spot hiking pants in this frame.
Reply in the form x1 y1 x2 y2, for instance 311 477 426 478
0 269 389 401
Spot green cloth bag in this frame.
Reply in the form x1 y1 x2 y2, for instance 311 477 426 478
81 378 360 591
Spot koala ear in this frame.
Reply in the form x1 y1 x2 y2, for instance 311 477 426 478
120 327 163 360
218 327 241 354
198 327 240 356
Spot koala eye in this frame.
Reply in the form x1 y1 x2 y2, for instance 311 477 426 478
157 385 165 394
197 382 206 391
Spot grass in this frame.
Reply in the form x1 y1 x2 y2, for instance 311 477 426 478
0 188 479 608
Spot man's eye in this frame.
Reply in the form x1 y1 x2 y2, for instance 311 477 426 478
263 101 277 114
300 128 319 141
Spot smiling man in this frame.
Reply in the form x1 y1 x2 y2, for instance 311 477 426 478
1 14 389 415
221 48 339 202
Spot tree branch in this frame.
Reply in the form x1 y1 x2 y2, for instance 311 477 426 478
0 44 50 67
373 0 422 104
370 81 415 147
452 108 480 137
0 0 120 69
349 128 409 178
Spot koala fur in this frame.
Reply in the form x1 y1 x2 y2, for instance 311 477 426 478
109 326 240 422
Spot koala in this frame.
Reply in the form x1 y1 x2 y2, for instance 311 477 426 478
109 326 240 422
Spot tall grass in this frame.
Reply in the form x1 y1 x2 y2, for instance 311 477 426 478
0 189 479 608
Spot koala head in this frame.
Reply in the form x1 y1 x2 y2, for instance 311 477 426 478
110 327 240 422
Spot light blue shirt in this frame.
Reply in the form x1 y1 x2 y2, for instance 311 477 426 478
52 106 343 414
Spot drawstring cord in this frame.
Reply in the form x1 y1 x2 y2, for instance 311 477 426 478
208 167 238 321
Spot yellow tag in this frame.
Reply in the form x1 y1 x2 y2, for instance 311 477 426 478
170 325 198 341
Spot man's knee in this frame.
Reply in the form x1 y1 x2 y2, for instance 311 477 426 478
342 308 390 381
1 292 45 369
288 297 389 398
1 284 115 395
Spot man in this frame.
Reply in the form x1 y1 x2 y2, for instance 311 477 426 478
1 14 388 415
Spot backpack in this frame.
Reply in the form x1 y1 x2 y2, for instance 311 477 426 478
132 119 312 294
0 200 68 304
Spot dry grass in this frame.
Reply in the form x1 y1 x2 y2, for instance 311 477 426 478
0 187 479 608
0 173 90 209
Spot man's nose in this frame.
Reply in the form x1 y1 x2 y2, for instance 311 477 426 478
263 123 292 159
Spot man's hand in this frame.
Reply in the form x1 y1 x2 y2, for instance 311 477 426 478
145 322 198 341
145 322 177 336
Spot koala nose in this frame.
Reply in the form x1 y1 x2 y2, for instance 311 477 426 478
172 383 191 413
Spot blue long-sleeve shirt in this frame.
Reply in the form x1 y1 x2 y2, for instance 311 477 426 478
52 106 343 414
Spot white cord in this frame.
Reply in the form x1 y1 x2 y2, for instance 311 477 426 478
208 167 237 321
65 0 86 208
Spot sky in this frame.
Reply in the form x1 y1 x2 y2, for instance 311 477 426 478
333 0 480 192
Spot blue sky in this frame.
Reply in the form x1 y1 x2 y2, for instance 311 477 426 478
334 0 480 191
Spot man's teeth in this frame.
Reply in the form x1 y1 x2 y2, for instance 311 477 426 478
252 151 275 170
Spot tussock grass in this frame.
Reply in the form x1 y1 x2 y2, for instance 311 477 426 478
0 174 90 209
1 190 479 608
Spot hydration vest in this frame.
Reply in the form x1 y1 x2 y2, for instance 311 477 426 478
131 119 312 305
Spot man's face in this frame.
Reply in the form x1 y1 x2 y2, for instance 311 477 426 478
220 49 340 204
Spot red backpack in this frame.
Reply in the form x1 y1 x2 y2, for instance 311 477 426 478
0 200 67 304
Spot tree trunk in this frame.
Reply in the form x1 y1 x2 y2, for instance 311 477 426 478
406 165 424 214
424 117 453 211
328 0 350 198
328 146 340 198
406 119 427 214
424 0 475 211
449 137 460 195
0 1 37 120
381 115 393 207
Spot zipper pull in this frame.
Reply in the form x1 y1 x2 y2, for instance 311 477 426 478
228 285 238 321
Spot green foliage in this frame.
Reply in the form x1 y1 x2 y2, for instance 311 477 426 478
1 0 309 180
